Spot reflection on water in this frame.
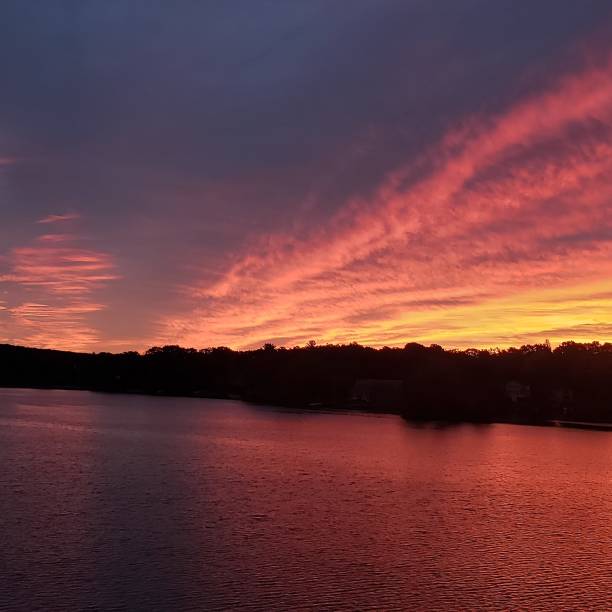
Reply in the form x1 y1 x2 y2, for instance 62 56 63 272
1 388 611 611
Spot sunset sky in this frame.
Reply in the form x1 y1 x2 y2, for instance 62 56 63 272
2 1 612 352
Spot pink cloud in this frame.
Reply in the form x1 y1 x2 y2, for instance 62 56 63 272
36 213 81 224
155 49 612 350
0 231 119 350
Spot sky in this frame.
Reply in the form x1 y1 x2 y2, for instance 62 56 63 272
2 0 612 352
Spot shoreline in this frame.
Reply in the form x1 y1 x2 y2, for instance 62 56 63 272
2 384 611 431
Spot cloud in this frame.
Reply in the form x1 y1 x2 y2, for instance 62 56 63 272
36 213 80 224
155 49 612 350
4 3 612 352
0 231 119 350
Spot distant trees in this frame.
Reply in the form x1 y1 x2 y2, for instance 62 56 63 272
1 340 611 424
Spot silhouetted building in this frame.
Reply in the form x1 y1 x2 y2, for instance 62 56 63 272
505 380 531 403
552 387 574 415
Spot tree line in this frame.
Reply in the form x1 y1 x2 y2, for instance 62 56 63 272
1 340 611 424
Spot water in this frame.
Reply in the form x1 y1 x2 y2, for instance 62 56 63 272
1 388 611 611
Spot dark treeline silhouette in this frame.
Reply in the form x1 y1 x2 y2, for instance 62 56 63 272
1 340 611 425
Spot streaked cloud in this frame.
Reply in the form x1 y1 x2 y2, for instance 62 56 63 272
3 2 612 352
36 213 80 224
0 230 119 350
156 50 612 349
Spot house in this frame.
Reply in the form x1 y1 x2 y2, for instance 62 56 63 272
552 387 574 415
505 380 531 403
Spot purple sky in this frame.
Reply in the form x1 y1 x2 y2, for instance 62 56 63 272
2 1 612 351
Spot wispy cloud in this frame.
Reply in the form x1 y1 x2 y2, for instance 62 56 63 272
36 213 81 224
0 231 119 350
156 50 612 349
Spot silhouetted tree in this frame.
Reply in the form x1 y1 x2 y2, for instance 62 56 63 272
1 340 611 424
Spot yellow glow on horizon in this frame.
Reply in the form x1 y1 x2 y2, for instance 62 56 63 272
328 279 612 350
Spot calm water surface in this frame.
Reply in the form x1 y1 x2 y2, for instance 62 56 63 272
1 388 611 611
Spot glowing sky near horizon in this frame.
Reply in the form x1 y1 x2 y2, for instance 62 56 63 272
2 1 612 352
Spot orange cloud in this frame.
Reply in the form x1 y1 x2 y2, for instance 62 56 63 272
0 231 119 350
155 49 612 350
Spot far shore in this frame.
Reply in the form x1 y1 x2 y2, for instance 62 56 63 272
3 384 612 432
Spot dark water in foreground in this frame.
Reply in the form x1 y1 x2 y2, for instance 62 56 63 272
1 389 611 611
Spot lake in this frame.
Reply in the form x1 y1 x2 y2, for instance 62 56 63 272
1 388 611 611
